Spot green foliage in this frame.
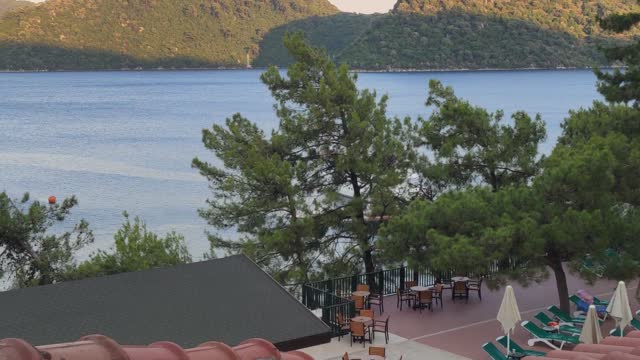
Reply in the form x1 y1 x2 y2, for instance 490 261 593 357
0 0 337 70
393 0 640 38
0 0 32 17
69 212 191 280
420 80 546 192
339 0 640 70
378 82 640 312
194 33 417 283
596 1 640 105
378 189 501 274
0 192 93 288
254 13 375 67
340 13 609 70
1 0 639 70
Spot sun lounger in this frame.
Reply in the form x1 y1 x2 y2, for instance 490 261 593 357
496 336 546 356
569 295 608 318
548 305 587 324
611 328 624 337
482 342 508 360
576 289 609 306
534 312 582 335
521 320 580 350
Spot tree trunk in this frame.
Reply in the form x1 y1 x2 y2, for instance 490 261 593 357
550 259 571 314
364 247 374 274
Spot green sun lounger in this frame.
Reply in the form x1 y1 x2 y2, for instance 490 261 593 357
609 314 640 336
521 320 580 350
547 305 586 324
482 342 508 360
593 296 609 306
496 336 546 357
534 312 581 335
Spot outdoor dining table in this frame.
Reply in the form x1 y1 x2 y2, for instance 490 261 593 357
410 285 432 292
352 290 370 297
351 316 373 325
363 356 384 360
451 276 470 282
410 286 433 310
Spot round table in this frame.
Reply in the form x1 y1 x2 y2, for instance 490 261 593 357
351 316 373 324
352 291 370 297
364 356 385 360
451 276 470 282
410 286 432 292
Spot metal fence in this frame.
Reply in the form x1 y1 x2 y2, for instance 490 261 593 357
301 261 514 336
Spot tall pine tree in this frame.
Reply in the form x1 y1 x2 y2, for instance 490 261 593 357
193 33 417 283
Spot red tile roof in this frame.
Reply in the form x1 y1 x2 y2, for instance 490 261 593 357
0 334 314 360
527 332 640 360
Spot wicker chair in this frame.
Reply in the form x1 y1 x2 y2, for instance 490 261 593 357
356 284 370 292
368 292 384 315
396 288 412 310
438 277 452 292
452 281 469 302
359 309 374 320
404 281 418 302
353 295 366 312
373 315 390 344
468 277 483 300
432 284 444 308
369 346 386 357
350 321 371 347
418 290 433 312
336 313 350 342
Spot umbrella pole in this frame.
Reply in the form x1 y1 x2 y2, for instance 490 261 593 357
507 332 511 354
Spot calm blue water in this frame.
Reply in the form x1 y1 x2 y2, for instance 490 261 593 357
0 69 602 258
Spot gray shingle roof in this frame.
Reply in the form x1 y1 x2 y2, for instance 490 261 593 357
0 255 330 351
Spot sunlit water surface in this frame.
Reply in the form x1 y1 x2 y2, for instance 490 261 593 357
0 69 602 258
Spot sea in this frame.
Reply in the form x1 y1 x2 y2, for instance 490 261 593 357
0 69 602 259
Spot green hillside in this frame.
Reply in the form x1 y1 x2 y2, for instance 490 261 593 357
254 13 375 67
337 0 640 70
0 0 338 70
393 0 640 38
0 0 32 17
1 0 639 70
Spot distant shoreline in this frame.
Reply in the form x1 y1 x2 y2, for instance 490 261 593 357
0 65 614 74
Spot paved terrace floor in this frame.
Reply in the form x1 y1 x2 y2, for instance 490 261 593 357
305 267 640 360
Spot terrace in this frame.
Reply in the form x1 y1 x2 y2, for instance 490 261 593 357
298 265 638 359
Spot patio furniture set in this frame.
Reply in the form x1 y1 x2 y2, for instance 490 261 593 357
396 276 483 312
338 284 390 346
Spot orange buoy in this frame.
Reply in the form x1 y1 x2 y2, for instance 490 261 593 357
48 196 56 204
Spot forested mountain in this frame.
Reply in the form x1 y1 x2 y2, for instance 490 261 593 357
0 0 639 70
0 0 32 17
0 0 338 70
337 0 640 70
393 0 640 38
253 13 375 67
